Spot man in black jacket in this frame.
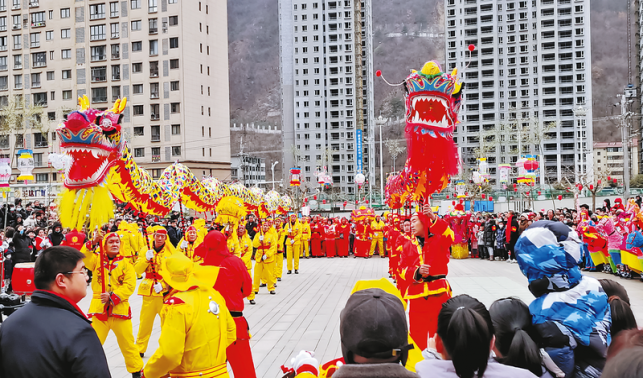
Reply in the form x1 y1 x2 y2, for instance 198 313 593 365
0 246 111 378
166 219 181 247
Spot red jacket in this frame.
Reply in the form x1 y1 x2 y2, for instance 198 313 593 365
311 223 325 240
337 223 350 239
199 231 252 313
397 218 452 300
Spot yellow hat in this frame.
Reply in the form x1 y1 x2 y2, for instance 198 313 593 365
160 252 219 291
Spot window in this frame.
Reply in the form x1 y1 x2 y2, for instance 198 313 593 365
13 54 21 69
171 125 180 135
111 43 120 59
30 72 40 87
131 0 141 9
169 37 178 48
13 35 21 49
170 103 180 113
132 62 142 72
131 20 141 31
90 45 106 61
29 32 39 48
170 59 179 69
62 69 71 79
62 90 72 99
61 49 71 59
30 11 45 27
169 16 178 26
148 0 157 12
111 85 120 101
150 104 159 119
0 57 5 71
133 105 144 115
60 8 70 18
61 28 71 39
149 61 158 77
132 41 142 51
0 76 6 90
110 23 119 38
111 65 120 80
149 40 158 55
133 84 143 94
171 146 181 156
91 87 107 103
133 147 145 157
31 52 46 67
133 126 144 136
90 3 105 20
170 81 179 91
46 71 53 80
110 2 119 17
149 82 159 98
148 18 157 33
45 30 52 40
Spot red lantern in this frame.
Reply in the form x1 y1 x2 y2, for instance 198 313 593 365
514 188 518 192
613 178 618 183
446 195 450 199
322 200 326 204
597 179 601 185
589 184 594 190
526 192 530 196
459 199 464 203
355 200 358 204
513 183 517 188
366 200 369 204
538 191 542 195
524 160 539 171
314 195 317 200
452 201 456 206
557 195 563 200
577 184 583 191
343 201 347 206
608 176 611 181
489 196 493 201
481 194 486 199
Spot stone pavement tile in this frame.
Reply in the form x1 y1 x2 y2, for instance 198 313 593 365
91 256 643 378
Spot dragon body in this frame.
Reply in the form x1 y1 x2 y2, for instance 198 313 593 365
57 96 289 231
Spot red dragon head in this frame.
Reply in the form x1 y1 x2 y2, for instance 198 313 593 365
56 96 127 189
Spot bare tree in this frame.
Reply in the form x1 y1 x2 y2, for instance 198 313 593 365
385 138 404 172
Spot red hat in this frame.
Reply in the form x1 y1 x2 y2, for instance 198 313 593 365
187 226 197 233
103 232 120 243
154 228 168 235
615 198 623 204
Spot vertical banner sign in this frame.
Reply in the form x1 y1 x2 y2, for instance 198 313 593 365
356 129 363 173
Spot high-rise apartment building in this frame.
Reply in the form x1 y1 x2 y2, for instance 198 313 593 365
278 0 375 195
446 0 593 186
0 0 230 188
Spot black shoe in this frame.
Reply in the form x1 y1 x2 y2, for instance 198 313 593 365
139 353 144 358
132 372 141 378
260 283 267 287
254 291 259 294
287 270 292 274
249 300 256 305
295 270 299 274
277 277 282 282
274 283 278 287
270 291 276 295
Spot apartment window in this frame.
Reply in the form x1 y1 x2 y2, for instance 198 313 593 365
148 18 157 33
31 52 46 67
110 2 119 17
62 69 71 79
170 103 180 113
32 92 46 106
150 104 159 119
89 4 105 20
90 45 106 61
134 148 144 157
133 84 143 94
169 37 178 48
133 105 143 115
149 40 158 55
60 8 70 18
110 23 119 38
12 35 21 49
0 57 5 71
62 90 72 99
45 30 52 40
91 87 107 103
30 11 45 27
131 0 140 9
169 16 178 26
0 76 6 90
111 85 120 101
13 54 20 69
111 65 120 80
29 32 39 48
148 0 157 12
30 72 39 87
132 41 142 51
60 28 71 39
46 71 54 81
13 74 21 89
133 126 144 136
149 61 158 77
171 124 180 135
131 20 141 31
132 62 142 73
170 59 179 69
110 44 119 59
170 81 179 91
149 82 159 98
171 146 181 156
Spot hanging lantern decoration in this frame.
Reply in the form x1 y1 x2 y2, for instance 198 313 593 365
455 180 467 198
446 195 450 199
489 196 493 201
514 188 518 192
589 184 594 190
355 173 366 189
472 171 485 185
537 191 542 196
290 167 301 187
526 191 530 196
322 200 326 204
16 149 35 181
498 164 511 184
478 158 489 178
481 193 486 199
523 155 539 184
557 195 563 200
597 179 601 185
607 176 611 181
613 178 618 184
0 158 10 192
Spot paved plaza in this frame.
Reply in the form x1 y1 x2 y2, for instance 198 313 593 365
89 256 643 378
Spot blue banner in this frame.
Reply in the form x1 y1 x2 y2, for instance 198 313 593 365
356 129 363 173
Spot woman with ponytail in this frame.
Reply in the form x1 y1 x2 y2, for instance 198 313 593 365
489 298 559 378
599 279 638 338
415 295 537 378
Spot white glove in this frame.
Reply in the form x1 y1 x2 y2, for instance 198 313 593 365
290 239 295 245
180 240 188 249
146 249 155 261
259 235 264 241
153 282 163 294
262 254 267 261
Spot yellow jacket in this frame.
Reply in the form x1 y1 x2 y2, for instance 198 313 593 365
134 241 175 297
239 232 253 270
370 220 385 238
81 243 136 319
253 230 277 263
285 220 302 245
116 222 135 258
277 228 288 252
193 218 209 240
226 233 241 258
128 223 146 254
142 287 236 378
301 222 312 241
178 235 205 264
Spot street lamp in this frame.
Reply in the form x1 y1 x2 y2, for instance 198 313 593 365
271 161 278 191
572 104 587 182
375 115 388 205
355 173 365 205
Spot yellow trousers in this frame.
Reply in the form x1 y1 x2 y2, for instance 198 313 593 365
251 261 276 299
136 295 164 353
274 252 284 278
370 237 384 257
300 240 310 257
93 317 144 373
287 244 301 271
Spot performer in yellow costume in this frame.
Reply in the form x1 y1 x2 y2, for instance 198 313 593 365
82 231 144 376
301 216 311 258
250 221 277 297
274 220 286 281
141 252 237 378
369 215 386 257
134 226 175 356
285 214 302 274
178 225 204 263
116 221 136 266
237 224 255 304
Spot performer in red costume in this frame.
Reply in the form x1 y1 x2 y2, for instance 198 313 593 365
353 219 369 258
311 216 325 257
198 230 256 378
397 204 453 351
324 219 337 258
336 217 351 257
387 216 402 280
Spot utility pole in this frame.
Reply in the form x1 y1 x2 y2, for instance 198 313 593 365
375 115 387 205
620 84 637 198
